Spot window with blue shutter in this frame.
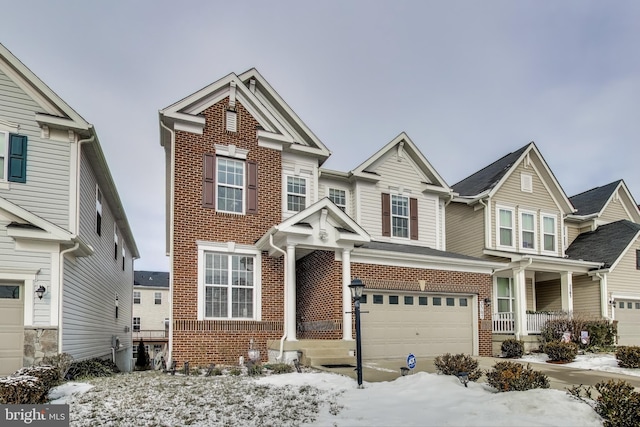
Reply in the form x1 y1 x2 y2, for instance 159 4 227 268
8 134 27 183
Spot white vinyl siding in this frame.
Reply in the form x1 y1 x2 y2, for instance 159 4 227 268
445 202 486 258
0 68 70 229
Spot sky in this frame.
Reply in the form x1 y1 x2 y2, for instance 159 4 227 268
2 1 639 271
49 353 638 426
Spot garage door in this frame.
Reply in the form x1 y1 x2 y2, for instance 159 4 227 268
360 291 474 359
616 299 640 346
0 284 24 376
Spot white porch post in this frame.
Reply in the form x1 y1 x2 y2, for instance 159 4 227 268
513 268 528 339
342 249 353 340
286 244 297 341
598 273 609 318
560 271 573 314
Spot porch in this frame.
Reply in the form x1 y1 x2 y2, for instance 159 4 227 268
492 311 566 334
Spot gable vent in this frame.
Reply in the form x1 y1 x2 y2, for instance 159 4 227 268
521 173 533 193
226 109 237 132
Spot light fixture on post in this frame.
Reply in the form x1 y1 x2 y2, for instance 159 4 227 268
35 284 46 300
349 277 365 389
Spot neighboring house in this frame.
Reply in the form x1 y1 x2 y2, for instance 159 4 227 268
447 142 603 351
132 271 169 361
159 69 502 367
0 43 138 375
565 180 640 345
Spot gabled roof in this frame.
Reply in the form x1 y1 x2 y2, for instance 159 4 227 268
350 132 450 192
134 271 169 288
452 142 574 212
0 43 139 259
566 220 640 269
159 68 330 163
452 144 529 196
569 180 640 223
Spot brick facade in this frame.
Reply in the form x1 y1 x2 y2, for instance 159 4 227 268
171 98 285 366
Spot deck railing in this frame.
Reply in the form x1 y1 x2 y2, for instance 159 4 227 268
133 330 168 340
492 312 567 334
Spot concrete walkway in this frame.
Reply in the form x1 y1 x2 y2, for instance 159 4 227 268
316 356 640 391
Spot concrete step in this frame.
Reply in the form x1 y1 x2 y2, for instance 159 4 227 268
307 356 356 368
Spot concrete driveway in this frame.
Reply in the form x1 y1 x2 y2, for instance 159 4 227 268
316 356 640 391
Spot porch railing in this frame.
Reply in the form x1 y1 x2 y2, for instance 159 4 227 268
133 330 168 340
492 312 567 334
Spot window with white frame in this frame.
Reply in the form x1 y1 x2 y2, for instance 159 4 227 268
203 252 255 319
287 176 307 212
328 188 346 211
391 195 409 238
0 131 7 180
133 317 140 332
497 207 514 248
95 185 102 236
496 277 514 313
520 211 536 250
133 291 140 304
154 292 162 305
217 157 245 213
541 214 557 252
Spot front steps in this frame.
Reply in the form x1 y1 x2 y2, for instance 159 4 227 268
267 339 356 367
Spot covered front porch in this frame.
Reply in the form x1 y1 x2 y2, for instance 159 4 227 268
489 254 604 340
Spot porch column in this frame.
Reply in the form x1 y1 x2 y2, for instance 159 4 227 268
286 244 297 341
560 271 573 314
513 268 528 339
342 249 353 340
598 272 609 318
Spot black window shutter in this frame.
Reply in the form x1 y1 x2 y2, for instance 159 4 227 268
410 197 418 240
246 160 258 214
381 193 391 237
203 154 215 208
8 134 27 183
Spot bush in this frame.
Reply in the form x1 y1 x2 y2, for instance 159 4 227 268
247 363 263 376
433 353 482 382
544 341 578 362
595 380 640 427
501 339 524 358
265 363 294 374
66 357 119 380
540 314 616 349
0 375 48 404
14 366 59 390
486 361 549 392
616 346 640 369
39 353 73 382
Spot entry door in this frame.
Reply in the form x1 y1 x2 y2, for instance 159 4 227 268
0 283 24 375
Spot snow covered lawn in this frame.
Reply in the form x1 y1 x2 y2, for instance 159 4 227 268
48 357 619 427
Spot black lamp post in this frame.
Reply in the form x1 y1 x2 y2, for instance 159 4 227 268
349 277 365 388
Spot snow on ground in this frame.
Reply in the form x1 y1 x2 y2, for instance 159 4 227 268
46 353 639 427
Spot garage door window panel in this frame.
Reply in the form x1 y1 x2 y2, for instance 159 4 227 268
389 295 399 305
459 298 468 307
373 295 383 304
404 296 413 305
433 297 442 306
446 297 455 306
0 285 20 299
419 297 427 305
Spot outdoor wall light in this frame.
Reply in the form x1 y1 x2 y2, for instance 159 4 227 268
35 285 46 300
484 297 491 307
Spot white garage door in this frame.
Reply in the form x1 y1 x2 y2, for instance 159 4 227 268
360 291 474 359
0 284 24 376
616 300 640 346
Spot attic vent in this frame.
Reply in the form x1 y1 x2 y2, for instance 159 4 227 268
226 109 237 132
521 173 533 193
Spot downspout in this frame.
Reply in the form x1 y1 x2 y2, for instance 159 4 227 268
595 272 608 319
58 243 79 355
268 234 288 361
159 119 175 366
477 198 490 249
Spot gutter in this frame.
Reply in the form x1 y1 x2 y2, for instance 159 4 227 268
57 243 79 354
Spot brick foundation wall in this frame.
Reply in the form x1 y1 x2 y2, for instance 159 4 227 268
171 98 285 365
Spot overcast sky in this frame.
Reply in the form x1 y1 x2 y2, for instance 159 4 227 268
2 1 639 272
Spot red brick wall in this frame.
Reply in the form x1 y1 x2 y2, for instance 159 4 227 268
296 251 342 339
171 98 285 365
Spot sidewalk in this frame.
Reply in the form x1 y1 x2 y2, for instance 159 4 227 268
316 356 640 391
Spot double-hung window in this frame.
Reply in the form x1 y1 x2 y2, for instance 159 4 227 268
287 177 307 212
133 291 140 304
217 157 245 213
203 252 255 319
133 317 140 332
497 207 514 248
541 214 557 253
391 195 409 238
496 277 514 313
328 188 346 211
520 211 536 250
154 292 162 305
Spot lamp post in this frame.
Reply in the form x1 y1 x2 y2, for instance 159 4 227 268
349 278 365 388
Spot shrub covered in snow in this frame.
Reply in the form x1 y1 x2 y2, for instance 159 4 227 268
544 341 579 362
433 353 482 381
0 366 58 404
486 361 549 392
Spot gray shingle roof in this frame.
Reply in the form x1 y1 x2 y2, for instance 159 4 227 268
357 241 488 262
565 220 640 268
452 144 530 196
134 271 169 288
569 180 622 216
